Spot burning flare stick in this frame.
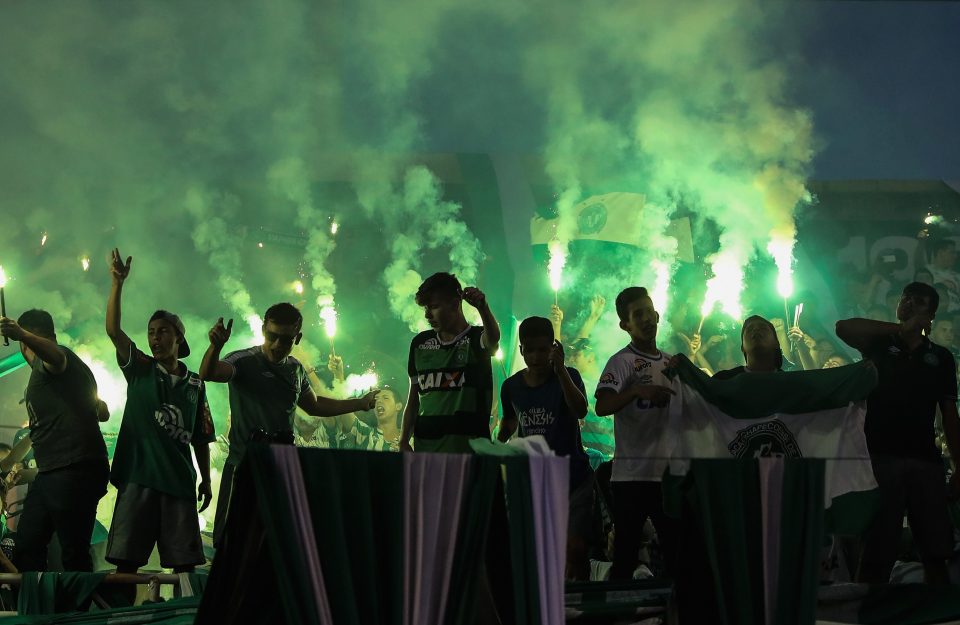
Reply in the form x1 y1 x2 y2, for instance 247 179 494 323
548 240 566 307
320 305 337 356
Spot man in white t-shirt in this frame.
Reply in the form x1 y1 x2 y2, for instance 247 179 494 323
595 286 678 580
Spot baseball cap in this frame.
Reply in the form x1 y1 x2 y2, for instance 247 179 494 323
153 311 190 358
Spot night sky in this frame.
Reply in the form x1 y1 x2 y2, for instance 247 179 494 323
795 1 960 181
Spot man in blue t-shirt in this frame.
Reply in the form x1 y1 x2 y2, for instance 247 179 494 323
498 316 593 580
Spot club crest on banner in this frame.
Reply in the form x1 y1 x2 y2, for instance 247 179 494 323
727 419 802 459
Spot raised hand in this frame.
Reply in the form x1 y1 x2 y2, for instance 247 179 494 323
678 332 702 356
550 304 564 325
0 317 26 342
359 389 379 411
209 317 233 349
550 340 566 374
788 327 814 351
328 354 345 381
110 248 132 284
704 335 724 350
462 286 487 310
589 295 607 319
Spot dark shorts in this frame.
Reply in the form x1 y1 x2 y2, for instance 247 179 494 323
106 483 204 569
861 456 954 568
568 474 596 540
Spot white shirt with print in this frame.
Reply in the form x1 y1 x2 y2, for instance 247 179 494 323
595 344 676 482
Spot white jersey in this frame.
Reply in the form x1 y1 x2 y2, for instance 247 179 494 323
595 344 676 482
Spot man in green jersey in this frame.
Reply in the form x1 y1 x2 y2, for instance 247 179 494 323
400 272 500 453
104 249 215 574
200 302 378 548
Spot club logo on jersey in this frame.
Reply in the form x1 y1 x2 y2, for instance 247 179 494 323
923 352 940 367
518 407 554 434
417 371 466 391
155 403 193 444
727 419 801 459
599 372 617 385
419 337 443 351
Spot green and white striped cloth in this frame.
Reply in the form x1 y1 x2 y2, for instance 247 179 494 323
664 357 882 625
198 442 568 625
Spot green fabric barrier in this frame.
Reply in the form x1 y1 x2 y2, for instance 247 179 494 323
501 456 541 625
250 445 326 625
196 451 297 625
298 449 404 625
676 459 827 625
775 460 825 625
5 596 200 625
17 571 108 615
444 455 500 625
200 444 557 625
685 459 766 625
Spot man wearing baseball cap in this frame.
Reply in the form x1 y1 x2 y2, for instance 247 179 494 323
104 249 215 576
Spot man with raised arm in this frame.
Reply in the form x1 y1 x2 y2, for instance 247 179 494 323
104 249 215 575
836 282 960 585
498 316 592 579
400 272 500 454
200 303 377 548
0 310 108 572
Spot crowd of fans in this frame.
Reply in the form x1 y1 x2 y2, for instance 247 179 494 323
0 237 959 608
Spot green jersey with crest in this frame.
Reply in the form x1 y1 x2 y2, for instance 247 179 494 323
408 325 493 451
110 344 216 501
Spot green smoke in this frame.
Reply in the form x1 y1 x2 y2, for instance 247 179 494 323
376 166 484 331
518 0 814 325
0 0 818 425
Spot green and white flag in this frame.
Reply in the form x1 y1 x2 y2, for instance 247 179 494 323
664 358 883 625
667 356 880 524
